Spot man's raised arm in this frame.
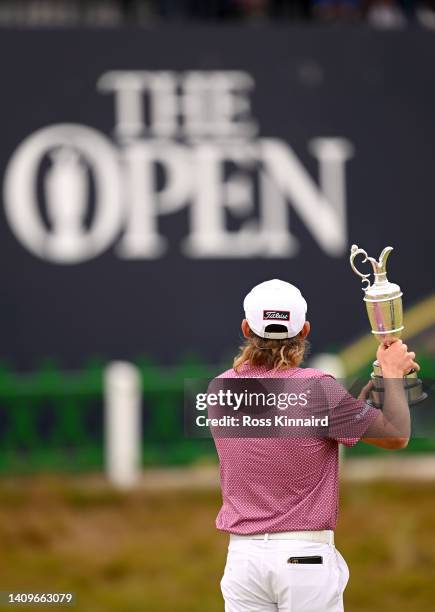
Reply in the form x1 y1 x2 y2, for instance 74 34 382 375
362 340 419 449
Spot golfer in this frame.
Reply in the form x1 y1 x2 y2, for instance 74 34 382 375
212 279 417 612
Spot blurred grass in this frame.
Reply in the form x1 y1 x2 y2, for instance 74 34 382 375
0 478 433 611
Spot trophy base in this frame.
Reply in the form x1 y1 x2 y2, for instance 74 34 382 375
368 361 427 409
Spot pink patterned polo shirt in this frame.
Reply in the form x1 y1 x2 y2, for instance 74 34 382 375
211 364 379 534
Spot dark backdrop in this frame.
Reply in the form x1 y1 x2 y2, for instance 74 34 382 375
0 27 434 370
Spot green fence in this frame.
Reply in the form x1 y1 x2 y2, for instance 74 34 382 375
0 359 104 473
0 357 220 474
0 355 433 474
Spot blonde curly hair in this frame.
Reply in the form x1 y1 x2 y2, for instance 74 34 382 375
233 329 309 372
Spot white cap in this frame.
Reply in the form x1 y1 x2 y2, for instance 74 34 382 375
243 279 307 340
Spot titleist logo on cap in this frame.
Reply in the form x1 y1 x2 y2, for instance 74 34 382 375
263 310 290 321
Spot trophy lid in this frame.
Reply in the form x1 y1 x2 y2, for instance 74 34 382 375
349 244 402 301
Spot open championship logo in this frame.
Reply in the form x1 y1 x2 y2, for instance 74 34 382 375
3 71 354 264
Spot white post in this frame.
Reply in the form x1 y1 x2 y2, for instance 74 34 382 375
308 353 345 379
308 353 346 468
104 361 142 488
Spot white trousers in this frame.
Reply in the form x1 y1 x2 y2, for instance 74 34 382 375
221 538 350 612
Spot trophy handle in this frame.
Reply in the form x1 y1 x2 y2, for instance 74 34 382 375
349 244 377 289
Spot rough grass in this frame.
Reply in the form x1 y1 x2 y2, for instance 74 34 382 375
0 477 433 611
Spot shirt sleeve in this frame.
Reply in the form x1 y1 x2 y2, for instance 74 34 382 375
318 375 380 447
